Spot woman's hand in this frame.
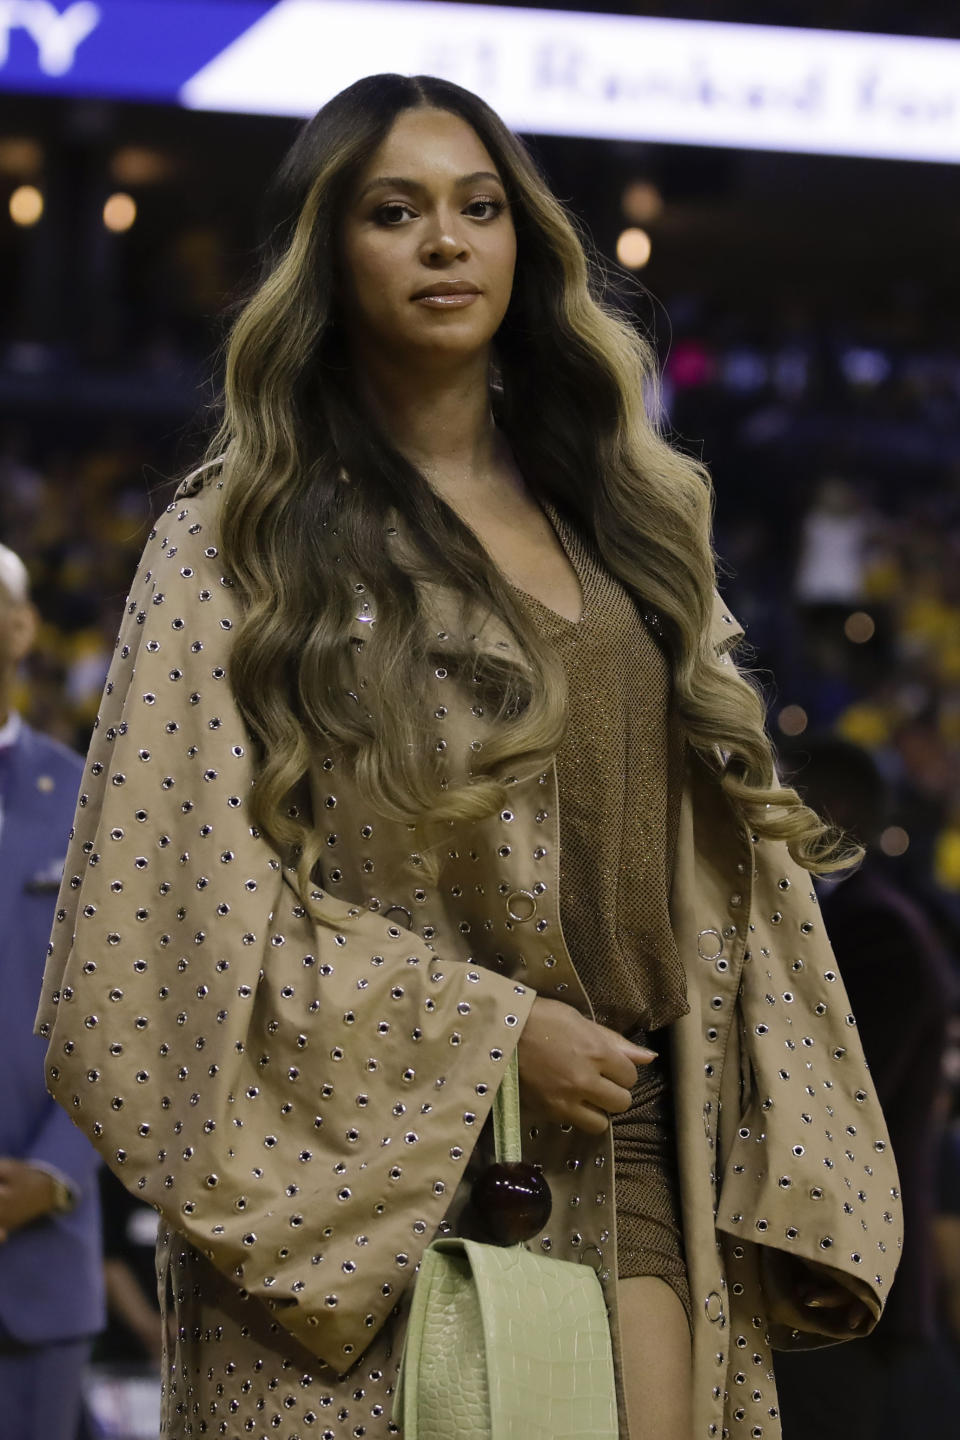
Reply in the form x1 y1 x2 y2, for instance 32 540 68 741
773 1252 874 1334
516 995 657 1134
796 1275 873 1333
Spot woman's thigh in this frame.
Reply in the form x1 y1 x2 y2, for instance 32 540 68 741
618 1275 693 1440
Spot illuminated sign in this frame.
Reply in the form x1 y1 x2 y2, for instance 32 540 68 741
0 1 101 75
0 2 272 99
2 0 959 164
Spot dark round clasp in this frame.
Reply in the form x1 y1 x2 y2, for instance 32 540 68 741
470 1161 553 1246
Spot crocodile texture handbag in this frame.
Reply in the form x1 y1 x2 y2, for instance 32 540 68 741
393 1051 619 1438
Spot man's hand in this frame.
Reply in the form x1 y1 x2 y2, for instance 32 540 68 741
0 1158 58 1242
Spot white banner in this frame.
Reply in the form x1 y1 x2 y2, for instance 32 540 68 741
180 0 960 164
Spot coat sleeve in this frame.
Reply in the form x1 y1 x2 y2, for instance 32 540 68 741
35 485 535 1374
715 841 903 1344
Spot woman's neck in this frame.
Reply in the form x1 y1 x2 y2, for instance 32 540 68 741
354 350 522 507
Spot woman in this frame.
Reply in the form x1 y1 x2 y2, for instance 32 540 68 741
37 75 901 1440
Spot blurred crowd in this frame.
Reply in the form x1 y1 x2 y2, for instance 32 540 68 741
657 290 960 910
0 423 177 749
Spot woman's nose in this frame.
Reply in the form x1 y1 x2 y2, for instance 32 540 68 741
420 219 470 264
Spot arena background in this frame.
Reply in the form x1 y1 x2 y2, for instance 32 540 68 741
1 4 959 1436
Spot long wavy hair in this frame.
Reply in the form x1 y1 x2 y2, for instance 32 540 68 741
197 73 853 906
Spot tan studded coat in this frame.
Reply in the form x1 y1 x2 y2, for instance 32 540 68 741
37 474 902 1440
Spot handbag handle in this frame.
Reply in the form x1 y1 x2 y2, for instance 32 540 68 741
475 1048 553 1242
492 1049 522 1165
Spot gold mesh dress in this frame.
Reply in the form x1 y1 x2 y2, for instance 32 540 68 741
513 503 692 1317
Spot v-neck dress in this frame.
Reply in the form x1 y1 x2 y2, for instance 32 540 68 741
512 502 691 1308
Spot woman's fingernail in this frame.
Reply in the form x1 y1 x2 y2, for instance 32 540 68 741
804 1298 824 1308
637 1047 659 1059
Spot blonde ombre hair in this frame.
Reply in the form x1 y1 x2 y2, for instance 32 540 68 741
198 74 852 902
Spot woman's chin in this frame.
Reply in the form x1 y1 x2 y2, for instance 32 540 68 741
398 329 496 364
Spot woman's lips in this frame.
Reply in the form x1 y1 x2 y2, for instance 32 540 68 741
413 292 480 307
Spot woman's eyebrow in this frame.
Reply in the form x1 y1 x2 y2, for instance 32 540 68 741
356 170 503 202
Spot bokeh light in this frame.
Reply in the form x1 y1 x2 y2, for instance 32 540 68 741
777 704 809 736
0 138 44 176
103 192 137 232
9 185 43 226
621 180 664 224
844 610 876 643
110 146 174 186
616 227 652 269
879 826 910 857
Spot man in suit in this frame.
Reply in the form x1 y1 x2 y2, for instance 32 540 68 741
0 542 104 1439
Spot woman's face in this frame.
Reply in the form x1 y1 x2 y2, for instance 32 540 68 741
338 106 517 365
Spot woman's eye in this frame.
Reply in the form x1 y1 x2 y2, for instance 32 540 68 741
375 202 416 225
466 196 505 219
374 197 505 225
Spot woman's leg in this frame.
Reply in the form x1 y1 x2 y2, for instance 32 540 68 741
618 1275 693 1440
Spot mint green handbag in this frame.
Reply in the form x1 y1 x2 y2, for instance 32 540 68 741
393 1051 619 1438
